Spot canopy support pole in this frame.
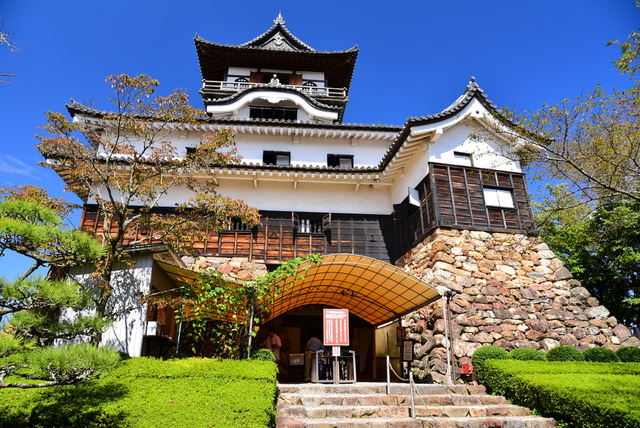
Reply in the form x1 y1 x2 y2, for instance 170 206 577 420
437 286 454 385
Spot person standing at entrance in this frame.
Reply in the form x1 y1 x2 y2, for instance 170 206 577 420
304 333 323 381
261 327 282 362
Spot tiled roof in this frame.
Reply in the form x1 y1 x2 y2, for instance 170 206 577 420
65 100 401 131
404 77 497 126
240 13 315 52
223 162 381 172
195 14 358 55
378 78 502 169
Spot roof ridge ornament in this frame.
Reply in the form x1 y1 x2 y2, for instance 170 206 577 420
468 76 479 90
274 12 285 25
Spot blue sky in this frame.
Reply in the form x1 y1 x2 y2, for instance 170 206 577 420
1 0 639 280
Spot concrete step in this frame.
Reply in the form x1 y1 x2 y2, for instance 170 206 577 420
278 392 508 407
278 383 487 396
277 416 557 428
278 404 535 419
276 382 556 428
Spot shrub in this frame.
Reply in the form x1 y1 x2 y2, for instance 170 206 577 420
472 345 509 383
251 348 276 362
509 347 545 361
546 345 584 362
616 346 640 363
481 359 640 428
582 347 620 363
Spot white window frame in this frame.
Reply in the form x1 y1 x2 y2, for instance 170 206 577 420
483 188 515 208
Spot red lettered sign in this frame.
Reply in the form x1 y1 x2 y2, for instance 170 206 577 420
323 309 349 346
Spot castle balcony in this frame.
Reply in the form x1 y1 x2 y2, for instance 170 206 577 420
200 80 348 101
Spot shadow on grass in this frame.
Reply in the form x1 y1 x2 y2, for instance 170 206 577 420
21 381 130 428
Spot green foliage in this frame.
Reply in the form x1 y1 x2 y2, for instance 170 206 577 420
0 193 115 388
0 357 278 428
509 347 546 361
1 344 121 386
536 192 640 326
251 348 276 362
616 346 640 362
155 254 323 359
546 345 584 362
0 195 104 277
471 345 509 383
499 26 640 327
0 334 35 358
482 359 640 428
35 75 262 344
582 347 620 363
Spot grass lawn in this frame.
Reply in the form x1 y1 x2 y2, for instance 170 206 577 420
0 357 278 428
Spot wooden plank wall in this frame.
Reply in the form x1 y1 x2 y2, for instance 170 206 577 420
80 163 533 264
79 207 394 264
394 163 535 256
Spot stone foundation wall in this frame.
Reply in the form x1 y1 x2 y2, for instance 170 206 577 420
181 256 268 281
396 229 640 383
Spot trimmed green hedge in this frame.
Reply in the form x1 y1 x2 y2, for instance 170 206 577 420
471 345 509 383
0 357 278 428
546 345 584 362
482 359 640 428
509 347 545 361
617 346 640 362
583 347 620 363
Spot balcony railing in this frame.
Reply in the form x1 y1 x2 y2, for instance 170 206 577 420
201 80 348 100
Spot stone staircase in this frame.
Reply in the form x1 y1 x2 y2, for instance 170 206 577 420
276 382 556 428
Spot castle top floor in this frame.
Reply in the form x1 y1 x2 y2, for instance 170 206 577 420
195 14 358 122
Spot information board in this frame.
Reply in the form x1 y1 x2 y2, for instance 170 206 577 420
323 309 350 346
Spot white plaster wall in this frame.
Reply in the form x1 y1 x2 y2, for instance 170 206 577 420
236 133 390 167
227 67 251 78
428 126 521 172
60 254 153 357
215 179 392 214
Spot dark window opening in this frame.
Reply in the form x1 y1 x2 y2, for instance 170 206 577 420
453 151 473 166
263 150 291 166
250 106 298 121
327 154 354 168
186 147 196 156
293 213 330 234
223 217 252 232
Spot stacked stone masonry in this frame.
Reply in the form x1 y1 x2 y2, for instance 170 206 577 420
182 256 268 281
396 229 640 383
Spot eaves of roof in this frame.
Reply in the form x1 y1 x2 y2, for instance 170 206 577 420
194 35 359 56
65 100 402 133
378 78 505 170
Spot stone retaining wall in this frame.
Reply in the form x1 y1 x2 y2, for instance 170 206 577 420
396 229 640 383
181 255 268 281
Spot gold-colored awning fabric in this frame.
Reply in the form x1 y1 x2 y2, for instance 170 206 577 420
267 254 440 326
155 254 440 327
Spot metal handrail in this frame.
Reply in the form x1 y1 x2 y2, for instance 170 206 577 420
386 355 416 418
200 80 348 99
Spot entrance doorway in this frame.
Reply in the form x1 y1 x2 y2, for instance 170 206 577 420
257 305 375 382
